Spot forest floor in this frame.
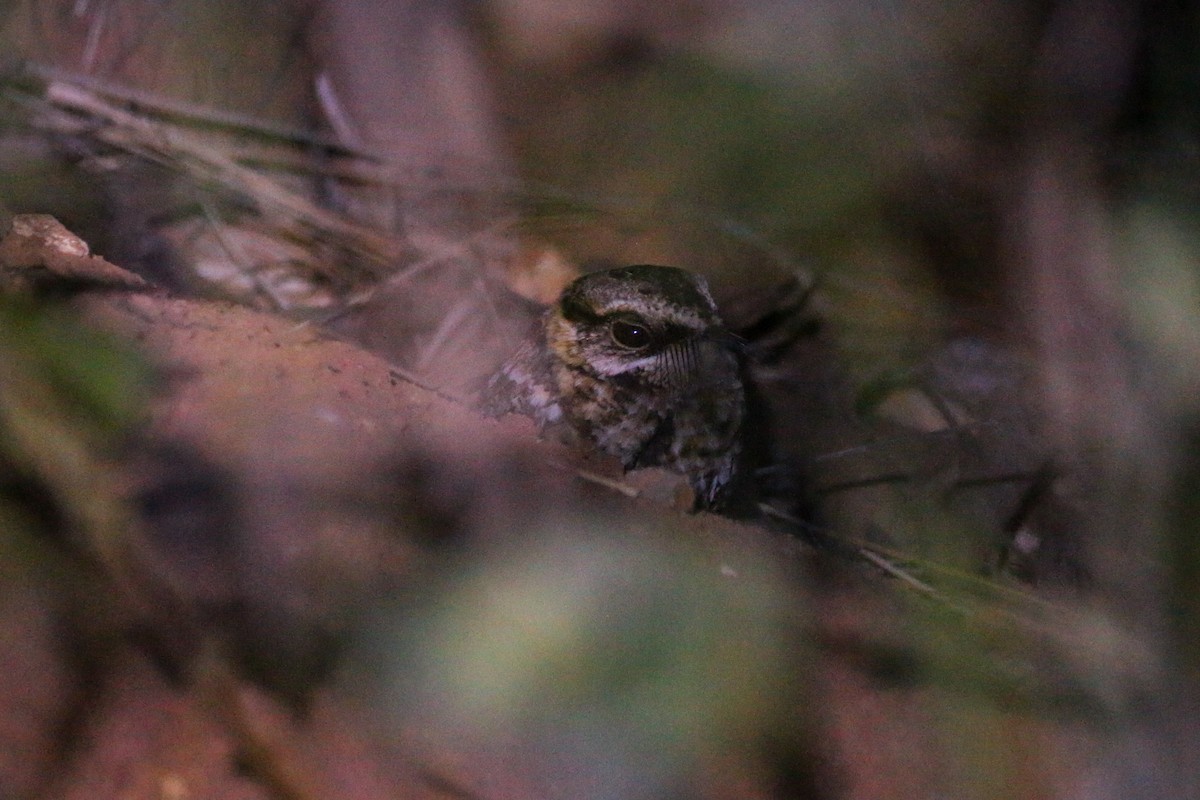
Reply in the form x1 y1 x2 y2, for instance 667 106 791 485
0 215 1104 800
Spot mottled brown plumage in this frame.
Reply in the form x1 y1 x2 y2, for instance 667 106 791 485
480 265 746 508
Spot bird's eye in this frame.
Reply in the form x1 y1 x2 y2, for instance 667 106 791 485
610 319 652 349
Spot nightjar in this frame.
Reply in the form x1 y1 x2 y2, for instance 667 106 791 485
480 264 746 509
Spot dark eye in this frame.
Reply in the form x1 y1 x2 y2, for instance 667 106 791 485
610 319 652 349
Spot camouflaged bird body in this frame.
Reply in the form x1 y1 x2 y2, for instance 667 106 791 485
481 265 745 509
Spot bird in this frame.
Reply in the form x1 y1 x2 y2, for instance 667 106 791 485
479 264 747 510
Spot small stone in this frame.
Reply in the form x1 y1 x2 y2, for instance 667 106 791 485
0 214 146 290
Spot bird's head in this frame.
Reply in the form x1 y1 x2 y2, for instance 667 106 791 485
547 265 740 390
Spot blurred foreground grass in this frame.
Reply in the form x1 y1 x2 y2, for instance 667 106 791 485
0 294 153 564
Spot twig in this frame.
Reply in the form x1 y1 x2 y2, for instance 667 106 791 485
23 61 378 158
854 547 945 599
39 80 406 269
571 467 641 498
757 502 959 604
386 367 467 406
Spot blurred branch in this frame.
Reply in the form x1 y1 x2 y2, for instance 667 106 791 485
20 61 378 159
4 72 408 274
